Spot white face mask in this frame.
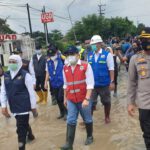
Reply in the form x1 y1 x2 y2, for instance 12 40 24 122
35 50 41 55
68 56 78 65
51 55 57 61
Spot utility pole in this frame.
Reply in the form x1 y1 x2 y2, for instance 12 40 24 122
42 6 49 46
26 3 33 37
98 0 106 16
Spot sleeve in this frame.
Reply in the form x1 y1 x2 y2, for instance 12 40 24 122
45 63 48 72
85 64 94 89
63 69 67 89
25 73 36 109
127 55 138 105
0 76 8 108
107 53 114 70
29 60 36 85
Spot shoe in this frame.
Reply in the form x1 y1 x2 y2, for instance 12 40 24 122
36 91 43 104
60 124 76 150
26 126 35 143
85 136 93 145
85 123 93 145
57 114 64 119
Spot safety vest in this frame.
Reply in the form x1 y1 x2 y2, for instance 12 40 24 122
64 61 88 103
47 55 64 88
88 49 110 87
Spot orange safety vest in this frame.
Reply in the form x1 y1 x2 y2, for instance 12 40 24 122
64 61 88 103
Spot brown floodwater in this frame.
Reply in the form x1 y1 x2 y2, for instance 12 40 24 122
0 67 146 150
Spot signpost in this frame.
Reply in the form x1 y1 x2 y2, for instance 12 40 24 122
41 12 54 23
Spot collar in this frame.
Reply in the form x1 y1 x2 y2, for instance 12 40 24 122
94 48 102 55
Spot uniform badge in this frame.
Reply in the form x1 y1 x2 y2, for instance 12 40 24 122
80 66 84 70
101 55 105 58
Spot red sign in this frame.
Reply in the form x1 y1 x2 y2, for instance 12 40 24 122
0 34 17 41
41 12 54 23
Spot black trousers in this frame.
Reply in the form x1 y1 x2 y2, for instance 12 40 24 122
139 109 150 150
53 87 64 103
15 114 29 150
35 75 47 91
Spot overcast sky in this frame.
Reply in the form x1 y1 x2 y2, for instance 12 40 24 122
0 0 150 35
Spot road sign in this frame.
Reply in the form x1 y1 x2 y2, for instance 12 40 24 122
41 12 54 23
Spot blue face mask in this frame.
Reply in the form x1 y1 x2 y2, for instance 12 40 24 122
91 44 97 52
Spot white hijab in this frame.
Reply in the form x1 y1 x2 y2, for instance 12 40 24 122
9 55 23 79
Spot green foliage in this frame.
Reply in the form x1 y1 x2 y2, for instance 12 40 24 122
0 18 15 34
66 14 139 42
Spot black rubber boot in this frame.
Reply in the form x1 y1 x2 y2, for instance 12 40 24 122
26 125 35 143
18 141 25 150
57 102 65 119
60 124 76 150
85 123 93 145
104 104 111 124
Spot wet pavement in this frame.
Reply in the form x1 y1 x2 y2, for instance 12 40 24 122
0 67 146 150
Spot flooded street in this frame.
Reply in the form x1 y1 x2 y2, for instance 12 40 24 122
0 67 146 150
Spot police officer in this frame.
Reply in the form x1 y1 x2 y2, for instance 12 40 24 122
88 35 115 124
45 44 67 119
1 55 37 150
61 46 94 150
31 45 48 104
127 27 150 150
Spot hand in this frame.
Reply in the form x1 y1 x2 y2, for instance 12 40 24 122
32 109 38 118
122 57 127 62
128 104 136 117
33 84 36 90
44 82 48 90
2 108 11 118
109 83 115 91
64 99 67 108
82 99 89 108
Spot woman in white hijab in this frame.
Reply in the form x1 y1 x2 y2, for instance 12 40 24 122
1 55 38 150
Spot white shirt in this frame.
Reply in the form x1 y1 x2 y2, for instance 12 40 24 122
0 73 36 116
28 60 36 85
63 59 94 90
95 49 114 70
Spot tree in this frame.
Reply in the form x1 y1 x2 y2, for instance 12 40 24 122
0 18 15 34
65 15 138 42
137 23 145 35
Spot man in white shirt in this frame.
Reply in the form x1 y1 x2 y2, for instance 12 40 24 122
61 46 94 150
88 35 114 124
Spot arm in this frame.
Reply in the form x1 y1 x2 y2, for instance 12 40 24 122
44 63 49 90
82 64 94 107
29 59 36 86
127 56 137 116
1 76 11 117
25 73 37 117
107 53 115 90
63 69 67 107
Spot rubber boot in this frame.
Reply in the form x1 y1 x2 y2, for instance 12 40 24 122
60 124 76 150
85 123 93 145
26 125 35 143
41 91 48 105
51 95 57 105
36 91 43 104
57 102 65 119
104 104 111 124
19 143 25 150
113 85 117 97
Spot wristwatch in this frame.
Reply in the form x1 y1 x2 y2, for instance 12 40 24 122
85 98 90 101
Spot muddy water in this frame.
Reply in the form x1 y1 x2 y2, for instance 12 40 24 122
0 67 146 150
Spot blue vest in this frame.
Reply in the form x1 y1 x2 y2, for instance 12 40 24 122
47 55 64 88
88 49 110 87
4 69 31 113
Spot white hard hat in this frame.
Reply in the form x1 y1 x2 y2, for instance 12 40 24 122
90 35 103 45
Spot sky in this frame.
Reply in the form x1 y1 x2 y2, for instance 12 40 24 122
0 0 150 35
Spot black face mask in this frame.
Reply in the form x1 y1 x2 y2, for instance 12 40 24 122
141 41 150 51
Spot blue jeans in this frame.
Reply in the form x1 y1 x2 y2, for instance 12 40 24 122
67 100 93 125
